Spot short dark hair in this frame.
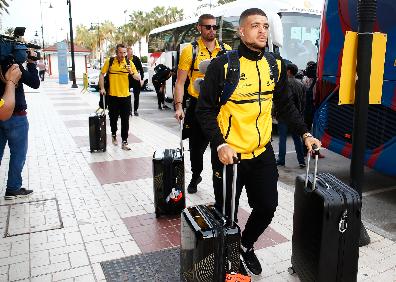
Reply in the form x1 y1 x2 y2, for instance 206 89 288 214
239 8 267 25
116 43 126 50
198 14 216 25
287 63 298 76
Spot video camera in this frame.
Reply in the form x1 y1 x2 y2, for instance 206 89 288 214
0 27 41 71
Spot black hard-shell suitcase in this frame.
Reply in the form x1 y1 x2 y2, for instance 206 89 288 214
289 149 361 282
152 121 186 217
180 163 241 282
152 148 185 217
89 109 106 153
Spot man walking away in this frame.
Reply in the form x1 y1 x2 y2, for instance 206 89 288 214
99 44 141 151
37 59 46 81
196 8 321 275
174 13 231 194
127 47 144 116
276 63 306 168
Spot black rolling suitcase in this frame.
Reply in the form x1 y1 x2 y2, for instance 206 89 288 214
180 162 247 282
89 100 107 153
289 148 361 282
152 121 185 217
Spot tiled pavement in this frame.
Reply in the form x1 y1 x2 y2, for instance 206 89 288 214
0 80 395 281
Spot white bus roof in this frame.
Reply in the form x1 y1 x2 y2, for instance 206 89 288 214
150 0 323 35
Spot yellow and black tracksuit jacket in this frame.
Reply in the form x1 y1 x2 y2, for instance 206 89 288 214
196 41 308 160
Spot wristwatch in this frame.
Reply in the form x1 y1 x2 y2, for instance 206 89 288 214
302 132 313 140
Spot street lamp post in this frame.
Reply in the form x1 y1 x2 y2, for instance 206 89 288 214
67 0 78 88
39 0 53 59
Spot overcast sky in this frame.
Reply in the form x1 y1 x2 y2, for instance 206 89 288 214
1 0 204 44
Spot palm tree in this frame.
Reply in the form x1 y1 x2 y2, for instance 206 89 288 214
0 0 10 14
4 27 14 37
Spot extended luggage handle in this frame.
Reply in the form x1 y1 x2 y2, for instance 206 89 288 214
222 156 239 225
305 144 320 191
179 119 184 155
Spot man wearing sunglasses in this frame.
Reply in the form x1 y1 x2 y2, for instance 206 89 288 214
174 14 231 194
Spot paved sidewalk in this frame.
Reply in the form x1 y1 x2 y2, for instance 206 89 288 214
0 80 395 281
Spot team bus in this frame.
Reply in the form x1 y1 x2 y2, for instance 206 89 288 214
313 0 396 176
147 0 323 101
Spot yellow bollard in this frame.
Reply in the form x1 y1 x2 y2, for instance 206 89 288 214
81 73 89 94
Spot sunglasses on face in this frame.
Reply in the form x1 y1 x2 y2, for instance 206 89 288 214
201 24 219 30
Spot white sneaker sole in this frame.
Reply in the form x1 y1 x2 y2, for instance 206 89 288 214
4 192 33 200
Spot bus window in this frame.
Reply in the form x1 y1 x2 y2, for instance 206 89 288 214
280 12 320 69
222 16 239 49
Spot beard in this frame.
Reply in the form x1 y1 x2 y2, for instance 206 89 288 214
244 40 266 52
202 33 216 42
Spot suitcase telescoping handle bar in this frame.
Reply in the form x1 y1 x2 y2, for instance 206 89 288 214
305 144 320 191
222 156 239 225
179 119 184 155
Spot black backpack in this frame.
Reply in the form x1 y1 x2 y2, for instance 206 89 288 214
103 57 115 93
219 50 279 105
152 64 171 84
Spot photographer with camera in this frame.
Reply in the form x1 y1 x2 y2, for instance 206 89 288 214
0 48 40 200
0 64 22 121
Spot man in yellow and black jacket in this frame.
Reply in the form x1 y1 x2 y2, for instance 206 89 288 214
174 13 231 194
196 8 321 276
99 44 140 151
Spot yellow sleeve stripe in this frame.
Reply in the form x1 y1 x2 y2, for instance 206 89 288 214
0 99 4 108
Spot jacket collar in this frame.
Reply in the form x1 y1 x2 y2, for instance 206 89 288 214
238 40 265 61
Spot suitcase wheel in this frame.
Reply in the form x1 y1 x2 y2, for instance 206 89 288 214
288 267 296 275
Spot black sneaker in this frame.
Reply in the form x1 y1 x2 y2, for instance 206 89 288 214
241 247 262 275
134 111 139 116
5 188 33 200
187 176 202 194
299 163 306 168
158 105 163 110
163 104 170 109
276 159 285 166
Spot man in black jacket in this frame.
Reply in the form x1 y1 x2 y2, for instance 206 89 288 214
152 64 174 110
127 47 144 116
196 8 321 275
276 63 306 168
0 50 40 199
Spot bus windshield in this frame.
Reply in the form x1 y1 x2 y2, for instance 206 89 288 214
280 12 321 69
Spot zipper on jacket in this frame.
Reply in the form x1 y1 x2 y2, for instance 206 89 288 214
255 60 262 149
225 114 232 140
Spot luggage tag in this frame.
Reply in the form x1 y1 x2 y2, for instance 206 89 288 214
166 188 183 203
225 272 251 282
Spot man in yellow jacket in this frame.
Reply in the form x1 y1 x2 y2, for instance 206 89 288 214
174 13 231 194
99 44 140 151
196 8 321 275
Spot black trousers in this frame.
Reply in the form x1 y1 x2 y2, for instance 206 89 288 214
131 81 141 112
187 98 209 178
153 81 165 106
211 144 279 249
107 95 131 142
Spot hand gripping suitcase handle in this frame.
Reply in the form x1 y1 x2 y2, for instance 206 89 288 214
222 156 239 224
305 144 320 191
